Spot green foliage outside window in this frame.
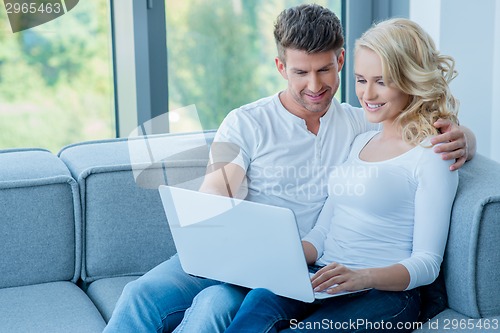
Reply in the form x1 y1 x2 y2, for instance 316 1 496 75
0 2 114 152
0 0 341 151
166 0 342 131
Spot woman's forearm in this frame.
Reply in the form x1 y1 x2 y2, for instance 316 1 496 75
360 264 411 291
302 241 318 265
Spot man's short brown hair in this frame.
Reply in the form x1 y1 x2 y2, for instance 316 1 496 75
274 4 344 63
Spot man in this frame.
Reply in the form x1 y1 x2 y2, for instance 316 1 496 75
104 4 475 332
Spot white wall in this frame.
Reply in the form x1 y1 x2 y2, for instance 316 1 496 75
410 0 500 163
492 2 500 162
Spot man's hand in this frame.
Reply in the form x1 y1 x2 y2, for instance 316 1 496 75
430 119 476 171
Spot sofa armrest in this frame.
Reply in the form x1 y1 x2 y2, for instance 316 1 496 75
0 149 81 288
444 154 500 318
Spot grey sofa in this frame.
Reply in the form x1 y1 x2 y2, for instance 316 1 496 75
0 130 499 332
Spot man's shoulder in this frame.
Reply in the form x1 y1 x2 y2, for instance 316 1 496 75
332 100 364 120
327 100 366 128
233 94 278 115
217 94 278 134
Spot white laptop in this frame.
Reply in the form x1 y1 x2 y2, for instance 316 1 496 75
159 185 367 303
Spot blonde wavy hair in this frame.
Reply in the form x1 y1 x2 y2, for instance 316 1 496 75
355 18 459 145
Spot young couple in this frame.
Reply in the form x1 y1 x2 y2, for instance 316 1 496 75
104 4 475 333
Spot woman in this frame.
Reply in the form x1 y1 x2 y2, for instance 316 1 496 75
222 18 460 333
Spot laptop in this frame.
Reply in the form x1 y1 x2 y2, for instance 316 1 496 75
159 185 367 303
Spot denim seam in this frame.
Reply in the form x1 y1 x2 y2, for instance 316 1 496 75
350 292 417 333
380 292 416 322
158 305 191 333
265 316 290 333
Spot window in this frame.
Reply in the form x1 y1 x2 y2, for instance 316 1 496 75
1 1 346 149
165 0 343 132
0 1 114 152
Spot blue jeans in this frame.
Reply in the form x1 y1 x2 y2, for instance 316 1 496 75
173 284 248 332
225 288 421 333
103 254 223 333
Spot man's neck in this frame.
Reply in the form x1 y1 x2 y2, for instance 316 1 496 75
278 91 328 135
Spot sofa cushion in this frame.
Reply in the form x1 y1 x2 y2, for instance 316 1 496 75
0 149 81 288
444 154 500 318
58 131 215 283
0 281 105 333
86 276 139 322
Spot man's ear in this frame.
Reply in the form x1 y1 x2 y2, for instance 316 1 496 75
337 48 345 72
275 57 288 80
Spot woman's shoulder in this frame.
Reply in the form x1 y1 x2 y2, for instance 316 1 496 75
415 137 457 178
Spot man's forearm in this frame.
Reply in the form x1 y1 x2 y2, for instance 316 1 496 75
199 163 246 198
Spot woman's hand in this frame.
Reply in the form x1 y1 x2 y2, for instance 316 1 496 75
310 262 371 294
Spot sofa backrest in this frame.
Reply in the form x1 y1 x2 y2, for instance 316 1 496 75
445 154 500 318
0 149 81 288
58 131 214 284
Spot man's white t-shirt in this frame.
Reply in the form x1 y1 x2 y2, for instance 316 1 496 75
212 93 377 237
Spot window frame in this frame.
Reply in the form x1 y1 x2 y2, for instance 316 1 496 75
111 0 169 137
343 0 409 107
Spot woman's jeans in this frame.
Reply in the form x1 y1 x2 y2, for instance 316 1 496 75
102 254 223 333
225 287 421 333
103 254 420 333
